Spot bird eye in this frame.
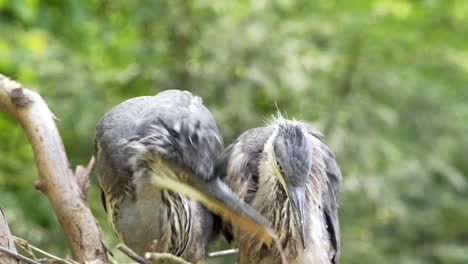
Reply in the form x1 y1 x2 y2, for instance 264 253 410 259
277 161 284 174
179 171 190 182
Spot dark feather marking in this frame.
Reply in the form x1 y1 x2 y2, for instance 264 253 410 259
100 189 107 213
161 191 191 257
324 211 337 264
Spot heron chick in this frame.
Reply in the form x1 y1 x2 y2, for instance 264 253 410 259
94 90 272 262
217 116 342 264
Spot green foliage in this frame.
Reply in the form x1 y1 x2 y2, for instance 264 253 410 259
1 0 467 263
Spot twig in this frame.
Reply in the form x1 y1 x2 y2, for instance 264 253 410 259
207 248 239 258
117 244 151 264
15 242 36 260
145 252 191 264
0 207 19 264
13 236 78 264
118 244 193 264
0 245 41 264
74 157 95 200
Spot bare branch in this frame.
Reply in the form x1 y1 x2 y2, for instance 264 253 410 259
0 74 109 263
0 208 19 264
117 244 151 264
0 245 40 264
74 157 95 200
145 252 191 264
13 236 79 264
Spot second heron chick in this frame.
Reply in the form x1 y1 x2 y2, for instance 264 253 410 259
217 116 342 264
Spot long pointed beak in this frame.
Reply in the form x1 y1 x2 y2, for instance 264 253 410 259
289 186 306 249
194 178 276 244
151 175 276 245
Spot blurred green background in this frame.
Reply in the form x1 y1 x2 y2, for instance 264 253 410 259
1 0 467 263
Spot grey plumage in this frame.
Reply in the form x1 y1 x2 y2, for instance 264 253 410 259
94 90 222 262
217 117 342 264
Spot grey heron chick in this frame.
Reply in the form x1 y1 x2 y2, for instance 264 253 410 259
217 116 342 264
94 90 272 262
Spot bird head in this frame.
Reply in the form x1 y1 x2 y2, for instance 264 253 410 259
271 120 313 249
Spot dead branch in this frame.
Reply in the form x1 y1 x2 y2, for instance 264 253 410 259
0 74 108 263
117 244 150 264
118 244 192 264
74 157 95 200
145 252 191 264
0 245 40 264
0 208 19 264
13 236 79 264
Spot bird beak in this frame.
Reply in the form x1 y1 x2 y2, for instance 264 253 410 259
288 186 306 249
151 175 276 245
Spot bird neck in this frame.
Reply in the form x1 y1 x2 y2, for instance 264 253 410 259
262 130 289 191
254 140 301 255
160 190 193 256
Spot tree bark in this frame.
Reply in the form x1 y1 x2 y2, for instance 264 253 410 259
0 74 108 263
